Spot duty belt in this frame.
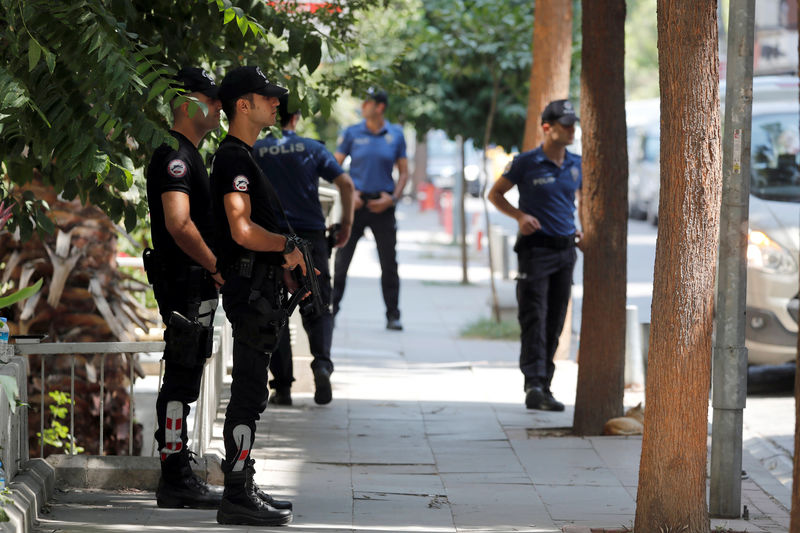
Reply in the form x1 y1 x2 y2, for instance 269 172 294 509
516 232 576 250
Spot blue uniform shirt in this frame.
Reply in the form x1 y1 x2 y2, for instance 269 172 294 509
253 131 344 232
503 146 582 237
336 120 406 194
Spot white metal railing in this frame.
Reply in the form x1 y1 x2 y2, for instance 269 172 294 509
10 316 231 458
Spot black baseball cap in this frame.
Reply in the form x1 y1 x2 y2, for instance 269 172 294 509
219 66 288 103
541 99 579 126
174 67 219 99
365 87 388 106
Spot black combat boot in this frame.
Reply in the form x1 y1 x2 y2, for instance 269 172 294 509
313 367 332 405
156 449 223 509
268 387 292 406
244 458 292 510
216 470 293 526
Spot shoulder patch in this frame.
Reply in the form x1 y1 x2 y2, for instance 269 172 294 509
233 175 250 192
167 159 187 178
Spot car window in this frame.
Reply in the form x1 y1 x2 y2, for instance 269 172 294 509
751 112 800 202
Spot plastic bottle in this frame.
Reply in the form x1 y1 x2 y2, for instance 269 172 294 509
0 317 8 344
0 459 6 490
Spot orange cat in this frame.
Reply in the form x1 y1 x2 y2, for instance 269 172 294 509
602 403 644 435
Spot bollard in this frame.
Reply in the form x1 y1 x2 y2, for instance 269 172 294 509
489 225 509 279
624 305 645 389
440 191 453 236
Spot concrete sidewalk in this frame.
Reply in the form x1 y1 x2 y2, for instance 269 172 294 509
32 204 791 532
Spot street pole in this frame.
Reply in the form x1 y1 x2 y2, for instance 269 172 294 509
457 135 468 284
710 0 754 518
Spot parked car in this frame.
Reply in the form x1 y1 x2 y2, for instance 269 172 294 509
626 77 800 365
425 130 485 197
745 96 800 365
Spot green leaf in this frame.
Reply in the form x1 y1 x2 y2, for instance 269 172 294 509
98 43 112 61
236 14 248 36
0 376 19 413
223 8 235 24
140 45 160 56
88 31 103 54
147 78 169 102
0 279 43 309
17 215 33 241
288 28 304 56
272 17 285 36
302 36 322 73
35 211 55 234
45 51 56 73
28 40 42 71
92 153 109 174
135 61 151 75
94 111 110 129
124 203 137 233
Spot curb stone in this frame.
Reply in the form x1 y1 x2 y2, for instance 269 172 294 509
0 459 54 533
45 453 222 491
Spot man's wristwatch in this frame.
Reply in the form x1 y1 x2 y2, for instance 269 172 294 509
282 235 296 254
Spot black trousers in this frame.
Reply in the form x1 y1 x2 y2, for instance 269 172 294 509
219 270 283 473
152 270 218 458
332 205 400 320
516 245 576 392
269 230 334 390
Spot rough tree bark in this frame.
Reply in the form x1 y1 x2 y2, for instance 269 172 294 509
634 3 722 532
522 0 573 151
0 179 156 456
572 0 628 436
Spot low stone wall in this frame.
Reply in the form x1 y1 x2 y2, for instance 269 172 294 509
0 355 55 533
0 355 29 482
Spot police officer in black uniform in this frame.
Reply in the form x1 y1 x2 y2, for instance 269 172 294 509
211 66 305 526
253 94 354 406
145 67 225 509
488 99 584 412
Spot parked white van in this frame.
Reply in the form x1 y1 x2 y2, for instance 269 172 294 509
626 76 800 366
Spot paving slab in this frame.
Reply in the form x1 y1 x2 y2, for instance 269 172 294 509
28 207 795 532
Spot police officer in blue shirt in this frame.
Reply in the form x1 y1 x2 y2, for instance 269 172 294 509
253 94 354 406
488 99 584 412
333 88 408 330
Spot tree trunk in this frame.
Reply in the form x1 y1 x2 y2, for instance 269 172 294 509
522 0 573 151
634 3 722 532
572 0 628 436
411 137 427 197
483 71 502 322
793 325 800 530
0 178 156 456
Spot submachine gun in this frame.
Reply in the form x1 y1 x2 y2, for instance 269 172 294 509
284 235 323 318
